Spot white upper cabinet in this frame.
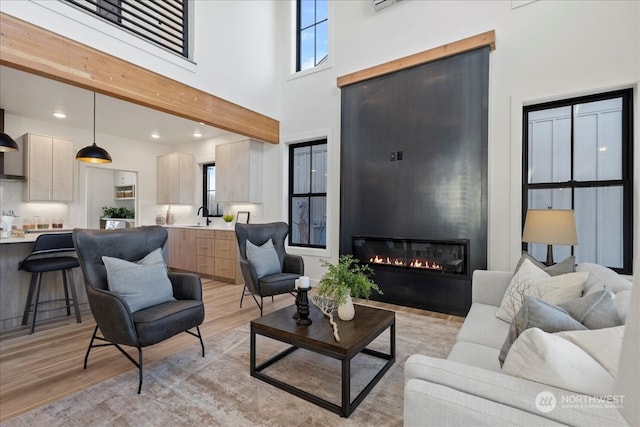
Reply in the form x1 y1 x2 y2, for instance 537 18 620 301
23 133 74 202
156 152 195 205
215 140 263 203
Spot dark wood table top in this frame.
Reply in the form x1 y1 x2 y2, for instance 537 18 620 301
251 304 395 359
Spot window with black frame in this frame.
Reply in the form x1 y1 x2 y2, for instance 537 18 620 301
203 163 222 217
289 140 327 248
296 0 328 72
522 89 633 274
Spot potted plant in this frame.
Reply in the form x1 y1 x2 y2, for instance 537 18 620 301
102 206 134 219
317 254 382 321
222 214 234 227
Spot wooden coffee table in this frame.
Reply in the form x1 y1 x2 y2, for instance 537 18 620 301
250 303 395 417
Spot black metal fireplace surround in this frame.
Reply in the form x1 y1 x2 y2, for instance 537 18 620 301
339 47 489 317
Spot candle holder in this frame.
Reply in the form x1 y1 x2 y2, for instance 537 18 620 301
295 288 312 326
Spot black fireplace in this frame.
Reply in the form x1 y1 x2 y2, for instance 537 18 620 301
352 236 471 316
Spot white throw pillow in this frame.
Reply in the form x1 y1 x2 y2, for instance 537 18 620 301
576 263 632 295
555 326 624 378
496 259 588 322
102 248 176 313
502 327 615 396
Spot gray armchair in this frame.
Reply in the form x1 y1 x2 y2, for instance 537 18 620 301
72 226 204 393
235 222 304 316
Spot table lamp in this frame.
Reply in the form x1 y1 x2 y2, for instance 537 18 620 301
522 208 578 266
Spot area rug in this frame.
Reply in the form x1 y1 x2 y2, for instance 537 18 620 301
2 311 461 427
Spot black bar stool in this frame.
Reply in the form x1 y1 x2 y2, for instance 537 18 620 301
19 233 82 334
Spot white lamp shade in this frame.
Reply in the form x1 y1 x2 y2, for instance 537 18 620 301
522 209 578 245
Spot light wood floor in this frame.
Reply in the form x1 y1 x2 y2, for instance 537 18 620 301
0 277 463 423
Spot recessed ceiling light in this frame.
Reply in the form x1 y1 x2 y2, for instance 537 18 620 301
151 133 160 139
53 112 66 119
193 132 202 138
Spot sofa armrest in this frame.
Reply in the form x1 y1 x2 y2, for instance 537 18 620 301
404 354 627 426
472 270 513 306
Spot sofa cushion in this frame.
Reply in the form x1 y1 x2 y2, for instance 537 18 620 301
456 302 510 349
558 285 622 329
496 259 587 322
555 326 624 378
615 289 631 323
102 248 176 313
448 341 501 372
502 327 616 397
498 296 586 366
577 262 633 295
514 251 575 276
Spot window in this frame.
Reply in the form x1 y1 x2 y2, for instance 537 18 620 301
522 89 633 273
289 140 327 248
64 0 189 58
202 163 222 217
296 0 328 72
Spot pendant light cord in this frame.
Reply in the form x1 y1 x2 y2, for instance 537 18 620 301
93 92 96 145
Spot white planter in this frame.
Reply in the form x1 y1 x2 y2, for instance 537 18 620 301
338 294 355 321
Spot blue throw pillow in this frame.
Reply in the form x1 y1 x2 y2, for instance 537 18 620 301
246 239 281 278
102 248 176 313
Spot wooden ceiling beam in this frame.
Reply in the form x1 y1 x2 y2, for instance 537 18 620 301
337 30 496 88
0 13 279 144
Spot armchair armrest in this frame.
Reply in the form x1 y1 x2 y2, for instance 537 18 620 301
239 258 260 295
168 272 202 301
85 285 139 347
283 254 304 275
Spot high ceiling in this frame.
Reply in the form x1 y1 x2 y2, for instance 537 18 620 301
0 65 237 145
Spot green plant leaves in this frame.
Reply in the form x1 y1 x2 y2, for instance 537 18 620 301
317 254 382 306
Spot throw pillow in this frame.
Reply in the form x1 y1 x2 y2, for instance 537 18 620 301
102 248 176 313
555 326 625 378
496 258 588 322
558 285 622 329
498 296 586 366
246 239 281 279
576 262 633 295
502 327 616 397
614 289 631 324
514 251 575 276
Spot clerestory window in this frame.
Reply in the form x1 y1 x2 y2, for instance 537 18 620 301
296 0 328 72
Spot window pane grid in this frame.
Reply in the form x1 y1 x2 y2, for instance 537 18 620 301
296 0 328 72
523 89 632 273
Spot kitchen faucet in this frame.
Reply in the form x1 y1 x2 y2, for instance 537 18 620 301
197 206 211 226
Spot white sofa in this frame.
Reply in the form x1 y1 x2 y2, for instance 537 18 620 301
404 265 638 426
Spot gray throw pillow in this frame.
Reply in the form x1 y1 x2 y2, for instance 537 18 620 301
102 248 176 313
499 295 586 366
246 239 281 279
514 251 575 276
558 285 622 329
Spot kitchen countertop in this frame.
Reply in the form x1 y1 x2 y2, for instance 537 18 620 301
0 224 237 244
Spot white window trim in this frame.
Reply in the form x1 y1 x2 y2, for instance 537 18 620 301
282 128 335 259
286 0 334 81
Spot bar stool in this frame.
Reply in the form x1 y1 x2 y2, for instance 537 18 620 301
19 233 82 334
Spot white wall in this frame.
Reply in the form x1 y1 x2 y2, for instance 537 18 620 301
276 0 640 279
1 0 638 281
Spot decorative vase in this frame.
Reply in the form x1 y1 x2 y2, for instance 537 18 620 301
338 294 355 321
224 221 233 228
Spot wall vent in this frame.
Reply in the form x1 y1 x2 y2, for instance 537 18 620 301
372 0 402 12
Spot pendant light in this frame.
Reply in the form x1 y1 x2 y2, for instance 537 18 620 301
76 92 112 163
0 132 19 152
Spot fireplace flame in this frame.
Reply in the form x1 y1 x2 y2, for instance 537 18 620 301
369 255 443 271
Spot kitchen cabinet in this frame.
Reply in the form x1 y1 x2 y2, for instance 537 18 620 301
196 229 215 276
215 140 263 203
167 227 197 272
23 133 74 202
157 152 195 205
214 230 238 282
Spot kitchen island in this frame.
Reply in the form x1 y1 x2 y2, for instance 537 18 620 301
0 231 88 331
